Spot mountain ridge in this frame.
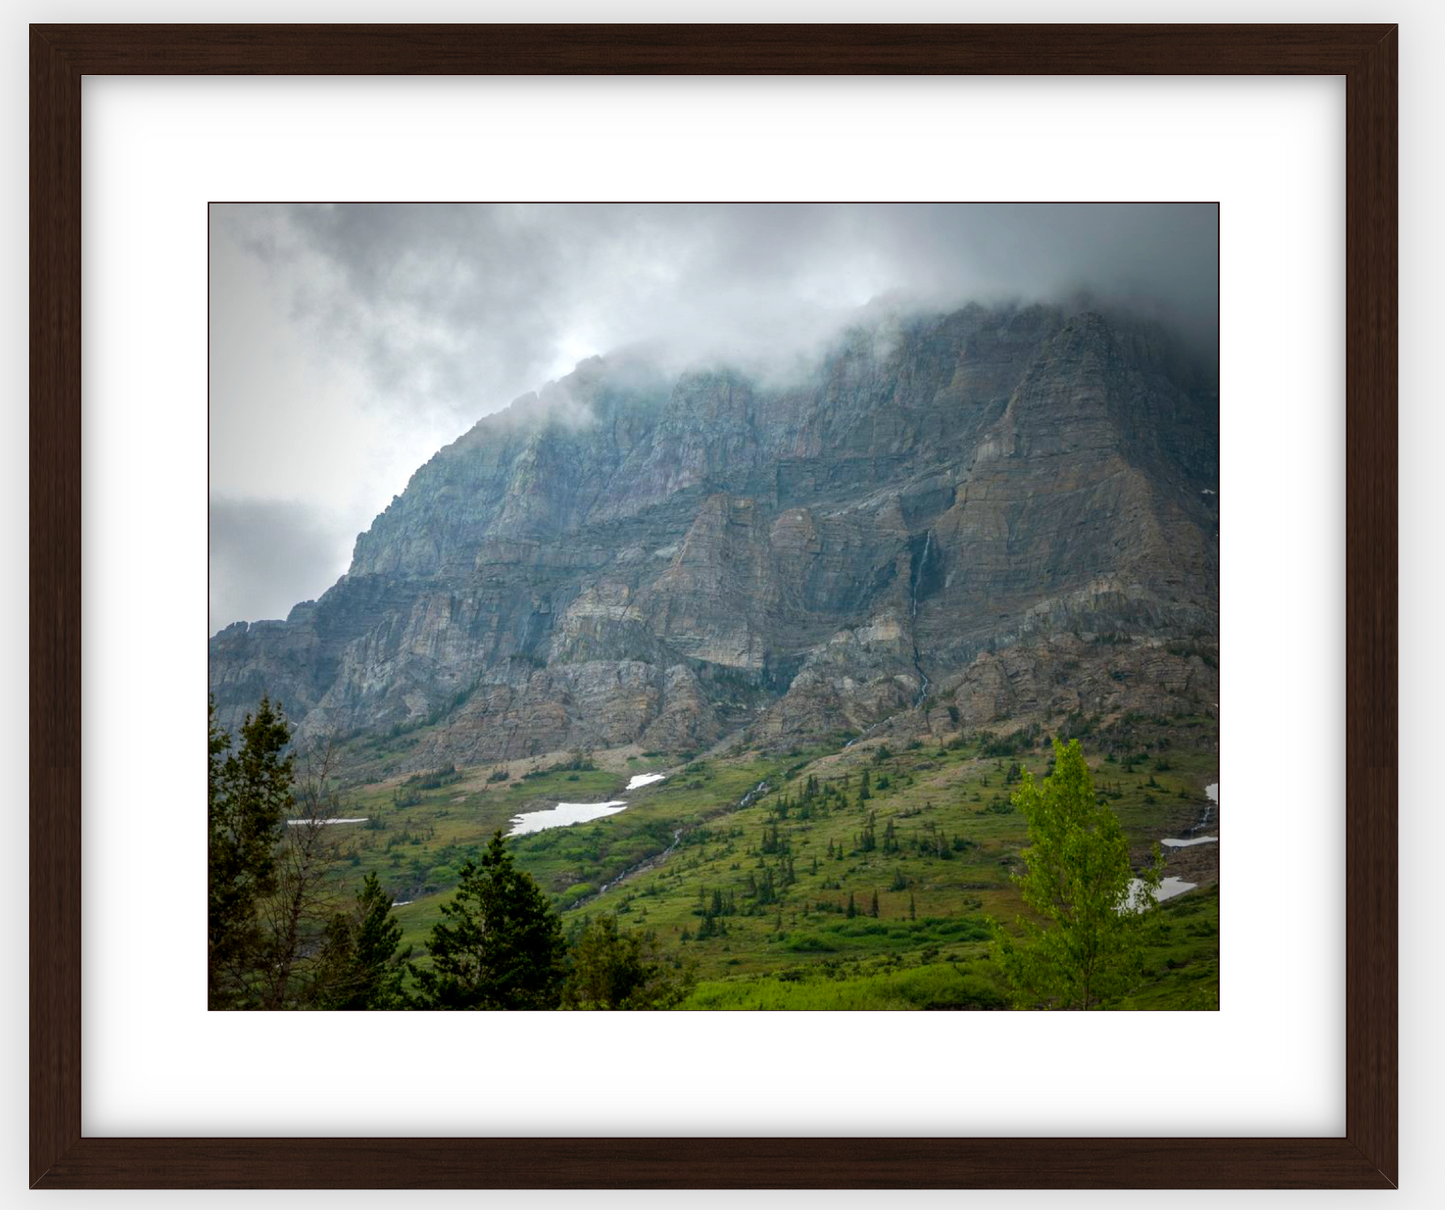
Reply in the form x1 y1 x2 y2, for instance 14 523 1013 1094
209 300 1219 767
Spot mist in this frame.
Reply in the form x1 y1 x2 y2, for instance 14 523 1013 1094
210 202 1217 632
208 497 349 636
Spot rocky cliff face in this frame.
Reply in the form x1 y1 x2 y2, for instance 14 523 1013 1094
209 302 1219 765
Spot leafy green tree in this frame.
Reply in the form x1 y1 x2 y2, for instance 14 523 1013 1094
412 832 566 1010
563 915 697 1009
991 739 1163 1009
312 872 410 1010
208 695 293 1009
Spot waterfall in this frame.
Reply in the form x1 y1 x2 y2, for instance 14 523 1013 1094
910 531 933 705
576 781 771 904
911 530 932 619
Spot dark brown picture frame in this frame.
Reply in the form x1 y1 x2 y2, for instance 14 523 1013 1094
29 23 1397 1190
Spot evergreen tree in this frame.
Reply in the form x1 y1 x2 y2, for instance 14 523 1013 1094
909 892 916 921
869 889 880 918
312 872 409 1010
563 915 696 1009
846 891 857 919
757 868 777 905
412 832 566 1010
208 695 293 1009
992 739 1164 1009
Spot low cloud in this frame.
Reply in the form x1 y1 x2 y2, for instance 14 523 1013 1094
210 203 1218 629
209 497 351 634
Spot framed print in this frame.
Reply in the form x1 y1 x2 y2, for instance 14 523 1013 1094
29 24 1396 1188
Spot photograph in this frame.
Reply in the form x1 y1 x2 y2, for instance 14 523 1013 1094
207 201 1220 1012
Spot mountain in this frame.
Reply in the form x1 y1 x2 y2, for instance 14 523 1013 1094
208 301 1219 768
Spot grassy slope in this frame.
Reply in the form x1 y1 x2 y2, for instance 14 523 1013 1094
319 714 1220 1008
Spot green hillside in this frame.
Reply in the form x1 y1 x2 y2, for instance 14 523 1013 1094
318 711 1219 1010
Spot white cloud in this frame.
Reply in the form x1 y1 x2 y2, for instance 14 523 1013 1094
209 203 1218 631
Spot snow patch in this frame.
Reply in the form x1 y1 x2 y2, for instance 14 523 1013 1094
1122 876 1198 912
286 817 368 826
507 800 628 837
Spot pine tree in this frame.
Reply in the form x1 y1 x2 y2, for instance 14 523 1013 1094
563 915 696 1009
869 889 880 918
208 695 293 1009
757 868 777 905
412 832 566 1010
909 892 916 921
312 872 409 1009
846 891 857 919
992 739 1163 1009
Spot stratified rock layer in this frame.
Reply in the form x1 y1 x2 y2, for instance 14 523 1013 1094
209 302 1219 764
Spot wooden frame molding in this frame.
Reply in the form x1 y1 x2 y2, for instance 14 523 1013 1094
29 23 1398 1189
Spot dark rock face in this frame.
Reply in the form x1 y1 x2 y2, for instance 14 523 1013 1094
209 302 1219 764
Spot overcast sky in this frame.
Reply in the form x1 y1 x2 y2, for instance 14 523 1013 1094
209 202 1217 633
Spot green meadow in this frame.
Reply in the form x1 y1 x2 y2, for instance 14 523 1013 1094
320 711 1220 1008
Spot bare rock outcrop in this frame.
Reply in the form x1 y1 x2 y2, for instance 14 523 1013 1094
209 302 1218 768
